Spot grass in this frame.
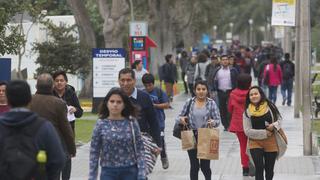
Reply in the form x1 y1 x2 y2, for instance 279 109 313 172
75 119 97 143
313 120 320 134
75 112 98 143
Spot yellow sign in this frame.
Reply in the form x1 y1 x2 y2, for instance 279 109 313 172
273 0 295 5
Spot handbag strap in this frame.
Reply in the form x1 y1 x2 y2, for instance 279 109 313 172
130 121 138 159
184 99 193 116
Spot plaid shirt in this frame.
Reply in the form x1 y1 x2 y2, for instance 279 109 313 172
176 97 221 129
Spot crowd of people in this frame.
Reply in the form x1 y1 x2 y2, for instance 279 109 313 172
0 43 294 180
0 70 82 180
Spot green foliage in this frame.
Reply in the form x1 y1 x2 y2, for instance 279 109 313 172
0 0 48 55
0 1 24 55
33 21 90 76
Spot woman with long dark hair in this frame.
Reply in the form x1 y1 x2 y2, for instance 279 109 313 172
176 80 221 180
263 56 282 104
243 86 286 180
89 88 146 180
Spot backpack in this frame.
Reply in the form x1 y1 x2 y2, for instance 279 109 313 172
282 63 293 80
158 65 165 81
0 118 45 180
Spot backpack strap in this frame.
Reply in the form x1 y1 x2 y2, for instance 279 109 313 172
155 87 163 100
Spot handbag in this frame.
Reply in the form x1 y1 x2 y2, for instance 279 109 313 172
130 121 158 175
270 110 288 159
274 128 288 159
173 99 193 139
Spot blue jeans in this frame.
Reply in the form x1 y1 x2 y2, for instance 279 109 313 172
281 79 293 106
100 165 141 180
268 86 278 104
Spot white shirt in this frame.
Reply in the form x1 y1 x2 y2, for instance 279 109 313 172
216 67 232 91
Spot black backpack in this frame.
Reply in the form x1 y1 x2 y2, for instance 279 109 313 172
0 118 45 180
282 63 293 80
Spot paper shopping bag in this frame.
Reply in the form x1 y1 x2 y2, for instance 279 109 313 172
197 128 219 160
181 129 196 151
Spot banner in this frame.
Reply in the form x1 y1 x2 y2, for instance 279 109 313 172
92 48 125 98
0 58 11 82
271 0 296 26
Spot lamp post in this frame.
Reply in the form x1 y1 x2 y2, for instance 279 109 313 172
213 25 217 40
248 19 253 46
229 22 234 40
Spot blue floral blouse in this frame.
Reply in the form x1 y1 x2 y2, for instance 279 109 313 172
89 118 146 180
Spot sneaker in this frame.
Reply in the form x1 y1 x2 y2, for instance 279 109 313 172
243 167 249 176
282 99 286 106
161 158 169 169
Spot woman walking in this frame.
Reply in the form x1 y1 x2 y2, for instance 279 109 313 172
89 88 146 180
177 80 221 180
228 74 252 176
263 56 282 104
243 86 285 180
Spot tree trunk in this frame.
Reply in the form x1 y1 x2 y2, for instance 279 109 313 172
66 0 97 98
98 0 129 48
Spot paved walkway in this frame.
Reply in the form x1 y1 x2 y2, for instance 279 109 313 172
71 93 320 180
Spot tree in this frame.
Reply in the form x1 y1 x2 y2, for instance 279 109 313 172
0 1 25 55
33 22 90 77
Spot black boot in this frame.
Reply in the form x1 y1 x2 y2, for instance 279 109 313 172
243 167 249 176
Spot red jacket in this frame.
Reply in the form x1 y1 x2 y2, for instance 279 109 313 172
228 88 248 132
263 63 282 86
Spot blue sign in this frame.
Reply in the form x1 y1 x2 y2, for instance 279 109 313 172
0 58 11 82
92 48 126 58
202 34 210 45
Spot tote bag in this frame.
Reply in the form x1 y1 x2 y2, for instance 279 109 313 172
197 127 219 160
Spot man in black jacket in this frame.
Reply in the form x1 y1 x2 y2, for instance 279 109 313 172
280 53 295 106
118 68 161 148
0 80 65 180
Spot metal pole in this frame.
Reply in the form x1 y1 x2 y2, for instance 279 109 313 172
294 0 301 118
300 0 312 155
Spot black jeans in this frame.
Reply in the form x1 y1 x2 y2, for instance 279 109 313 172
61 121 75 180
188 83 195 97
181 71 188 93
187 149 211 180
160 129 167 158
250 148 277 180
217 90 231 130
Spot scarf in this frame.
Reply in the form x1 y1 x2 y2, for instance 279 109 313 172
248 101 268 117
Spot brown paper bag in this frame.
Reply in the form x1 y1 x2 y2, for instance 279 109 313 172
181 130 196 151
197 128 219 160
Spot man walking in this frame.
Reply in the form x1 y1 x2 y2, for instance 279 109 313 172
209 55 238 131
0 80 65 180
280 53 295 106
118 68 161 147
29 73 76 179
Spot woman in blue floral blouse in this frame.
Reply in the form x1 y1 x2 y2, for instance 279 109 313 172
89 88 146 180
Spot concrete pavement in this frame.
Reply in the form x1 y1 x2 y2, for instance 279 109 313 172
71 93 320 180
